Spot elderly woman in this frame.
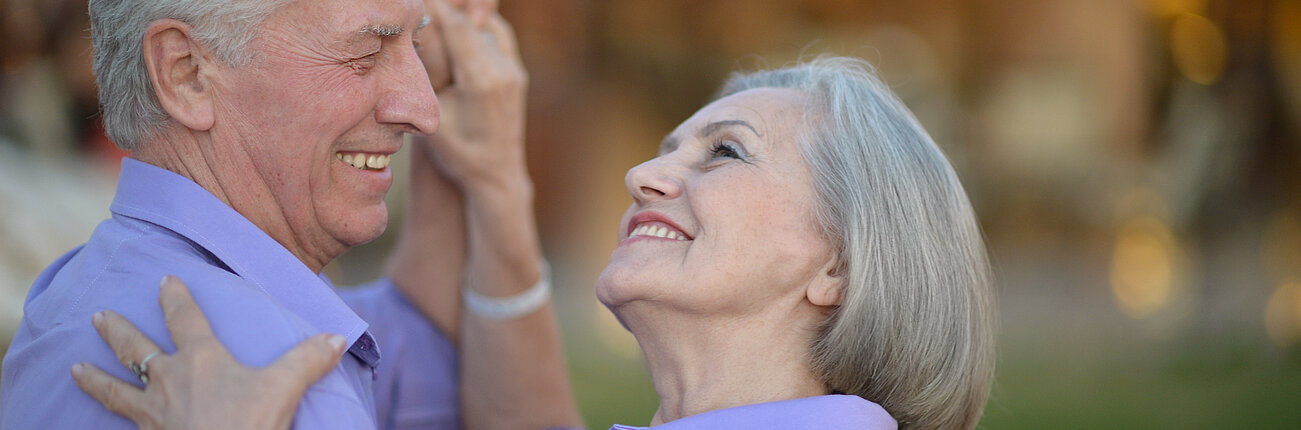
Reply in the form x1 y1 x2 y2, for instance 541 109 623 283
75 55 995 430
589 56 997 429
593 56 995 429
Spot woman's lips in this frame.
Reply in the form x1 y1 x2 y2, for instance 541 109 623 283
627 221 691 241
624 211 693 242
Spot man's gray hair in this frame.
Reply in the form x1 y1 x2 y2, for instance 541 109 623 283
89 0 293 150
717 57 995 429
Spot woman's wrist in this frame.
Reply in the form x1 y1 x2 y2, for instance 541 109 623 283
459 157 532 202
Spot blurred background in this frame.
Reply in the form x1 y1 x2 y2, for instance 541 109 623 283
3 0 1300 428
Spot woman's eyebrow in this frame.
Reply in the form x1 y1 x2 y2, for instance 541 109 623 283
699 120 760 139
659 120 761 154
659 134 680 154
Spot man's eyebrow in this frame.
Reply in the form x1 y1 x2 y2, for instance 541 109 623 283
360 23 405 38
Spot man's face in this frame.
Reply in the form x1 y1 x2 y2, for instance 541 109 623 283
206 0 437 271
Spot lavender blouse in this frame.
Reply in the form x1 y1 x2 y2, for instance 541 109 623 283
610 395 896 430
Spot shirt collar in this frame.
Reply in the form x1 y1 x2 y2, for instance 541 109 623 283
110 157 373 358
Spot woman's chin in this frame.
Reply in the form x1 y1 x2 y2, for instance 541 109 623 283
594 263 655 310
593 268 628 309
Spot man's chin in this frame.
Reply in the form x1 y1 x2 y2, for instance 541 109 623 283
329 210 390 248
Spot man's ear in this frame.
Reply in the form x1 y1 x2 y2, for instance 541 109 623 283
143 19 215 132
807 254 846 307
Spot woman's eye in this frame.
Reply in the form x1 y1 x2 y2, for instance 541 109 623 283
709 142 743 160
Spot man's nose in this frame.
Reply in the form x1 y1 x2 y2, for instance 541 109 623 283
376 44 439 135
625 157 684 205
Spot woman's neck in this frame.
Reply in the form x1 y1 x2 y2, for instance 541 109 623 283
620 305 829 426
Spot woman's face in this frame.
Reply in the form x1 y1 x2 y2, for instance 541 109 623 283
596 88 840 320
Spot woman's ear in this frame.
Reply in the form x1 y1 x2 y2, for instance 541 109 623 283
143 19 215 132
807 254 846 307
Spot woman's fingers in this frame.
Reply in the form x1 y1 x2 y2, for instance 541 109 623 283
70 363 153 426
158 275 219 350
466 0 498 25
76 275 341 430
266 334 348 398
433 0 508 79
92 310 164 381
430 0 476 64
483 12 518 57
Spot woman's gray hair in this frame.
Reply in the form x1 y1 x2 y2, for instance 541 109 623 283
717 57 995 429
89 0 292 150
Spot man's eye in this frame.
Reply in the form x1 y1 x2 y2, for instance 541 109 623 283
347 52 380 73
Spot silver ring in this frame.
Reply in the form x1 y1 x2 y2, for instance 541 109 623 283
129 351 161 384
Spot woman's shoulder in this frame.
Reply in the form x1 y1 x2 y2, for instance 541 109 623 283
614 395 897 430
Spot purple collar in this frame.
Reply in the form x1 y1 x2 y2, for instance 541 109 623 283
110 157 372 357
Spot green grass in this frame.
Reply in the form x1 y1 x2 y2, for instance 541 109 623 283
979 352 1301 429
567 343 1301 429
569 348 658 429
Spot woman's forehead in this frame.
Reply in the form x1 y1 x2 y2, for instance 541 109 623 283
666 88 810 142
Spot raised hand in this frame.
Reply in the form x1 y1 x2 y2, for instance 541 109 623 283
418 0 529 196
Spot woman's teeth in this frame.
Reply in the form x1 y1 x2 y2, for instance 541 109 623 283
336 152 391 170
630 224 690 241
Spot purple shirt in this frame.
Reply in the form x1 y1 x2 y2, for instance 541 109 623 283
1 158 459 429
609 395 897 430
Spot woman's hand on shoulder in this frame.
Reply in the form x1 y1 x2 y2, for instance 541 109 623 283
70 276 347 430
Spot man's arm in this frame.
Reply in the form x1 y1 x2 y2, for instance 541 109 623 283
385 143 466 341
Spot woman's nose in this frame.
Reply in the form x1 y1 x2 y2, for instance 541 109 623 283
624 158 683 204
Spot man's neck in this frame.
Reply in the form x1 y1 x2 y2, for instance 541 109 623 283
131 133 339 273
133 134 232 205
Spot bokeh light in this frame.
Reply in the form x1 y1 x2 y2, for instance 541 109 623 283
1170 12 1228 85
1111 215 1181 318
1265 281 1301 347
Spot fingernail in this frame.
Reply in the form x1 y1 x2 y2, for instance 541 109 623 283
92 311 103 326
160 275 173 287
327 335 346 352
71 363 85 375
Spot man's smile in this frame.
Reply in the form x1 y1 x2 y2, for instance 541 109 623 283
336 152 393 170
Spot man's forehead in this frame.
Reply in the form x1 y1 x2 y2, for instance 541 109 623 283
281 0 428 32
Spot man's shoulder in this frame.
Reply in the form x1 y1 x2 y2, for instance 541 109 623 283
20 215 242 329
13 214 321 365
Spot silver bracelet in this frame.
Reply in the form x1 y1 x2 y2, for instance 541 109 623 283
462 261 552 320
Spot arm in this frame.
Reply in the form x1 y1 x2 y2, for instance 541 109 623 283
385 142 466 341
392 1 581 428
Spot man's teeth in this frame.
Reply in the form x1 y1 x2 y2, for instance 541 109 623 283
630 224 690 241
336 153 391 170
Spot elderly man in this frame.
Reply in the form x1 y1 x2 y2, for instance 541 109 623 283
0 0 579 428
